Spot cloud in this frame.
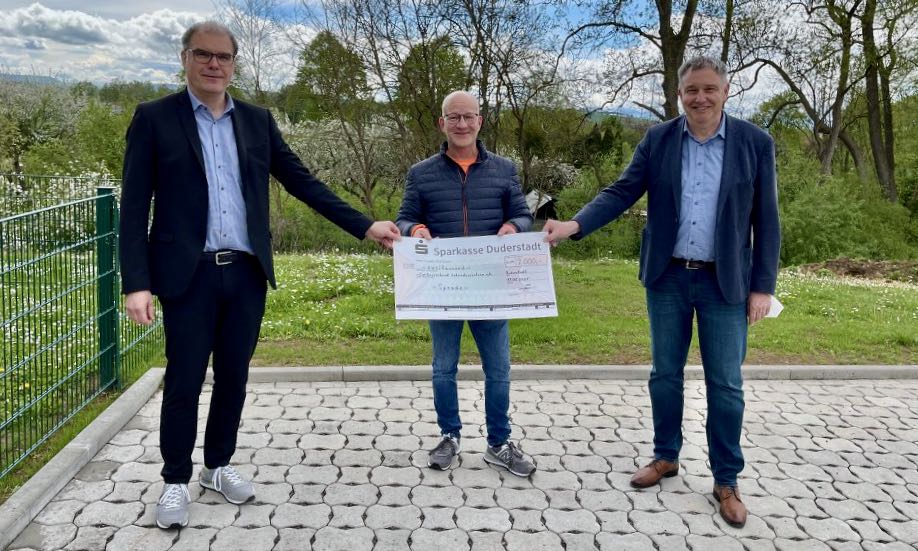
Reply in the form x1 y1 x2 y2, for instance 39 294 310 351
22 38 45 50
0 3 208 83
0 3 110 45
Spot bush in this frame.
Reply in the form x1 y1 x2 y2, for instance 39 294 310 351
552 161 644 260
780 176 918 265
269 183 402 253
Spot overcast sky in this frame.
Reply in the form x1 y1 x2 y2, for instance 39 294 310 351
0 1 215 83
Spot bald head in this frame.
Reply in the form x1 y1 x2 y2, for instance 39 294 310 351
441 91 479 116
438 90 482 157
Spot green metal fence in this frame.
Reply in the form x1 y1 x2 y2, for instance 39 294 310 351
0 187 163 479
0 173 114 218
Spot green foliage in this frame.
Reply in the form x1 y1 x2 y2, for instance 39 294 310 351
552 154 644 259
20 139 74 174
497 106 586 163
293 31 370 121
894 95 918 214
73 101 132 175
394 36 468 153
780 174 918 265
571 115 625 183
98 80 172 109
269 182 402 253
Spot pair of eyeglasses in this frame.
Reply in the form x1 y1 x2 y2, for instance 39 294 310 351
443 113 480 125
186 48 235 65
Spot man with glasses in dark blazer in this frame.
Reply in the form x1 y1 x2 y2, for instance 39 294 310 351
119 20 400 530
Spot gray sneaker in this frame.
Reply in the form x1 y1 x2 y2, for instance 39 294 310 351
155 483 191 529
427 435 460 470
484 441 536 477
200 465 255 504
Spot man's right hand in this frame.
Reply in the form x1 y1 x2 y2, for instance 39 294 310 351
542 219 580 246
412 226 433 240
125 290 155 325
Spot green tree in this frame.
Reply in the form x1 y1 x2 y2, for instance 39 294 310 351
293 31 369 120
394 36 468 154
98 80 171 109
0 80 84 174
73 101 133 175
286 32 392 216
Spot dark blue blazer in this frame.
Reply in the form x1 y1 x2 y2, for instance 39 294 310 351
573 114 780 304
119 91 373 298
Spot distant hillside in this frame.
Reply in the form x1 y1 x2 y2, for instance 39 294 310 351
0 73 66 86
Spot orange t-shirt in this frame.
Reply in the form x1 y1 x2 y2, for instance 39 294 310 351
450 156 476 175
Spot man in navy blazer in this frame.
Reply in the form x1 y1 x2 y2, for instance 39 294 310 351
544 56 780 528
119 21 400 530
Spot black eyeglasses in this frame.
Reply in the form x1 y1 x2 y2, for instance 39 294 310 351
443 113 480 125
186 48 235 66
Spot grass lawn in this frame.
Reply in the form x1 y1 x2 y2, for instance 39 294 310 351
253 254 918 366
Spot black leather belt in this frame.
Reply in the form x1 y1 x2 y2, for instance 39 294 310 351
672 257 714 270
201 250 245 265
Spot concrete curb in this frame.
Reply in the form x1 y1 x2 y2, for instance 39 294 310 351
242 364 918 383
2 363 916 548
0 368 165 551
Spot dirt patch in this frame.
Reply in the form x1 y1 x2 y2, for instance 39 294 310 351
797 257 918 284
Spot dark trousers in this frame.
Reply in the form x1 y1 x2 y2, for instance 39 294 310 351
645 263 748 486
158 254 266 484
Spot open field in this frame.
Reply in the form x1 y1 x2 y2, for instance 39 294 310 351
253 254 918 366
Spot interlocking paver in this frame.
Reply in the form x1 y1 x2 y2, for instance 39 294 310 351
10 523 76 551
313 526 375 551
364 504 421 529
543 508 599 533
504 531 563 551
412 485 464 507
63 526 117 551
7 378 918 551
596 532 655 550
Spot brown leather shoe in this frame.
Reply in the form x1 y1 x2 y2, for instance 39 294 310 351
629 459 679 488
713 485 747 528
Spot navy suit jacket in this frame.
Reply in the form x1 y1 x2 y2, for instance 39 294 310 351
573 114 780 304
119 91 373 298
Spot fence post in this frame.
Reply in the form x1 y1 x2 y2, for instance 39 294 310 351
95 187 120 389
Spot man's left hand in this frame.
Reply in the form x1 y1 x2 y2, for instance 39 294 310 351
366 221 401 249
497 223 517 236
747 292 771 325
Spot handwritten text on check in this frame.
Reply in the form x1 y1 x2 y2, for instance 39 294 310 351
393 233 558 320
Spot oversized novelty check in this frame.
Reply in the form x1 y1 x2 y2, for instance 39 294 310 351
393 232 558 320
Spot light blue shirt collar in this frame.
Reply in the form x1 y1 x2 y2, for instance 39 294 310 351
187 89 235 117
682 113 726 143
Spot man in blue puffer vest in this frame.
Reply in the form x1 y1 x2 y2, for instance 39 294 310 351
396 90 536 477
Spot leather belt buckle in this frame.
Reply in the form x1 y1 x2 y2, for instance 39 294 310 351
214 250 235 265
673 257 709 270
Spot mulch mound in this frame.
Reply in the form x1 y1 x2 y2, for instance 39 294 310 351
797 257 918 284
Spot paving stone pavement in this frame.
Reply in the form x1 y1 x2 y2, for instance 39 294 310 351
8 378 918 551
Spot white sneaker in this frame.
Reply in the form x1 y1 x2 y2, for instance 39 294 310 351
200 465 255 504
155 483 191 529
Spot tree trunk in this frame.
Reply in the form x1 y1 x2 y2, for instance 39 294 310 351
721 0 734 63
657 0 698 120
861 0 897 201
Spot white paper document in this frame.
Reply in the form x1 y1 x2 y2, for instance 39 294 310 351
393 233 559 320
767 295 784 318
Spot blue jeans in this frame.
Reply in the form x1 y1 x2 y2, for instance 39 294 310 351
646 263 748 486
429 319 511 447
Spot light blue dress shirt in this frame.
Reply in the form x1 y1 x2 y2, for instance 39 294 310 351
672 115 726 262
188 90 253 254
